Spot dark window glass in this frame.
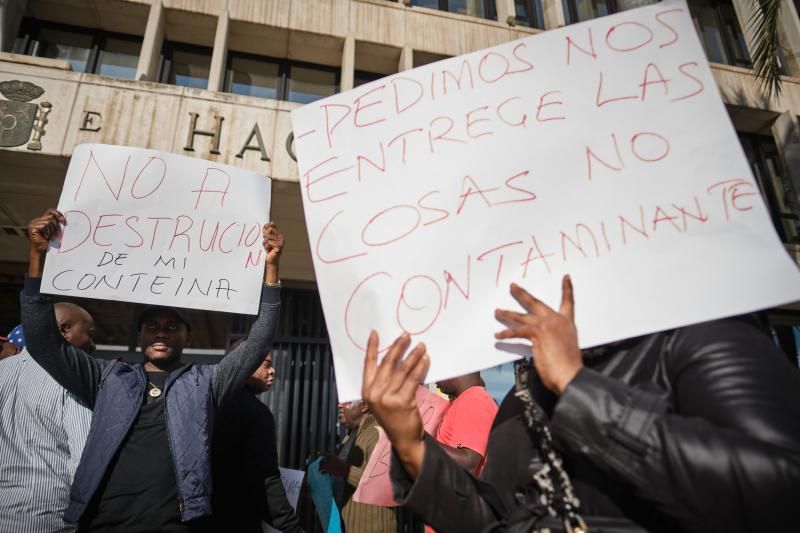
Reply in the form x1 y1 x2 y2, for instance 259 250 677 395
515 0 545 29
689 0 751 67
33 27 93 72
287 65 338 104
223 53 340 103
32 26 94 72
14 19 141 79
739 133 800 243
96 37 140 79
12 36 28 54
160 42 212 89
562 0 616 24
226 54 281 99
354 70 385 88
411 0 497 20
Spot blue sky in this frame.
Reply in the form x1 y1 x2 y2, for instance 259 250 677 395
481 362 516 404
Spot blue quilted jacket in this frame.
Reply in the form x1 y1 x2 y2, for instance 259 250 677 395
21 277 281 524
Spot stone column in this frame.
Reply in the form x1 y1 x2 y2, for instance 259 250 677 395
135 0 165 82
398 44 413 71
495 0 515 25
207 9 229 92
0 0 28 52
776 0 800 77
341 33 355 92
541 0 566 30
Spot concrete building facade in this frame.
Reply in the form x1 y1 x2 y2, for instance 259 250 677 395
0 0 799 358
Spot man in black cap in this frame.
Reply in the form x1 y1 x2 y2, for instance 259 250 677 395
21 207 285 533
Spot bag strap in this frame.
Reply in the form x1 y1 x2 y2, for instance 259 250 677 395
514 359 587 533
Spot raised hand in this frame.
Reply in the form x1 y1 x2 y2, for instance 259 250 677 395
495 275 583 395
28 208 65 254
362 331 430 478
262 222 284 265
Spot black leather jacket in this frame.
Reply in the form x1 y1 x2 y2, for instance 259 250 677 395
393 319 800 532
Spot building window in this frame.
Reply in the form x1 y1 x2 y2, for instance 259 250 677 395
514 0 545 29
97 37 142 79
739 133 800 244
224 52 339 104
562 0 617 24
287 65 338 104
13 19 141 79
159 42 213 89
411 0 497 21
689 0 751 67
226 53 281 99
354 70 385 88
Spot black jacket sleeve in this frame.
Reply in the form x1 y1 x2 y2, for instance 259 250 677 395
549 319 800 532
257 407 302 533
212 286 280 407
20 276 107 408
392 433 503 532
263 473 302 533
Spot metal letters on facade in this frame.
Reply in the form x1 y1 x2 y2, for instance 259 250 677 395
181 112 297 162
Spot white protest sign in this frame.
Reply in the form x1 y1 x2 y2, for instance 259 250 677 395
278 467 304 510
263 467 305 533
292 0 800 401
41 144 271 314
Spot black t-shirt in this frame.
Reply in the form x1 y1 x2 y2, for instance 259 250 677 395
81 371 193 533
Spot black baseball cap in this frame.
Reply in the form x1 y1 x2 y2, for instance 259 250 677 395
136 306 192 332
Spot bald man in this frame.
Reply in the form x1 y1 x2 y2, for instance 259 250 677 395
0 302 96 533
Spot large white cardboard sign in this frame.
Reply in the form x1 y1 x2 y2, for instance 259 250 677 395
41 144 271 314
292 0 800 401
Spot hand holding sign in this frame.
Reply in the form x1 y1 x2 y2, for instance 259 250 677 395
27 208 67 278
495 276 583 395
362 331 430 479
28 208 66 254
263 222 285 266
263 222 284 287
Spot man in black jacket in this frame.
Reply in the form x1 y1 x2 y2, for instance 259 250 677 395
362 276 800 532
208 349 303 533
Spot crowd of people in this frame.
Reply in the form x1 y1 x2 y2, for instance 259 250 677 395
1 206 799 533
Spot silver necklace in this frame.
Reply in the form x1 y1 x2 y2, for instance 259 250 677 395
147 381 162 398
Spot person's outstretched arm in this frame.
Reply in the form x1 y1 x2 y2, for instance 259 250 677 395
496 277 800 533
21 208 106 408
212 223 283 407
